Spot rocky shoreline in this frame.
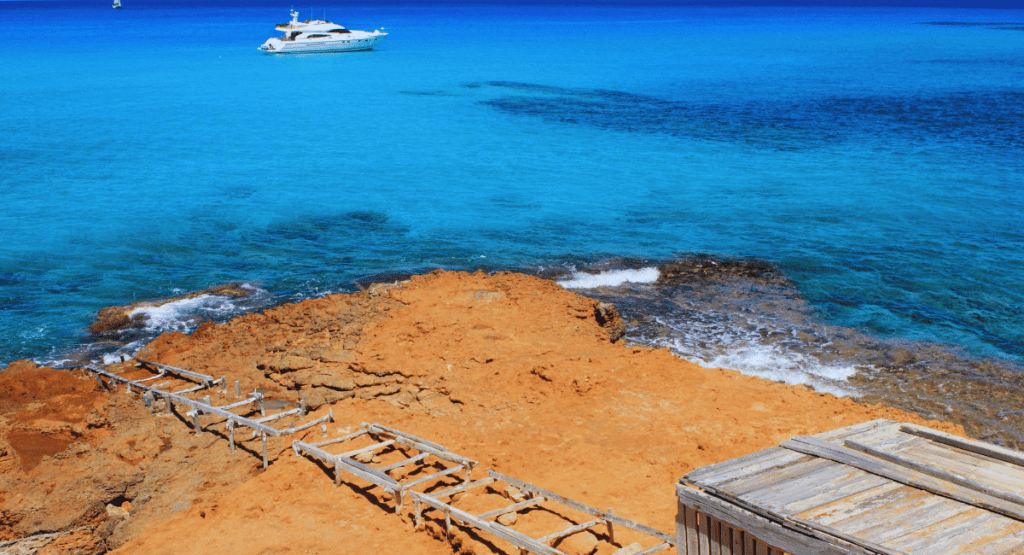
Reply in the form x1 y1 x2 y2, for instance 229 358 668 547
0 270 961 554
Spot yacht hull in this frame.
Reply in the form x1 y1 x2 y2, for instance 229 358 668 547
260 34 385 54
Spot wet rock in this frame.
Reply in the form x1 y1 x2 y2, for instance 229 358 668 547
594 302 627 343
88 284 253 335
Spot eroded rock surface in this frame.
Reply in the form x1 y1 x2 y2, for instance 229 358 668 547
3 270 963 555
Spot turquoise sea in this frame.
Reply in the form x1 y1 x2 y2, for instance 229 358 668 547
1 0 1022 439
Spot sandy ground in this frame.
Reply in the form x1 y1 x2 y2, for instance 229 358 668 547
0 271 961 554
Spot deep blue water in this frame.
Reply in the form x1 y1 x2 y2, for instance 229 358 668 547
1 0 1022 395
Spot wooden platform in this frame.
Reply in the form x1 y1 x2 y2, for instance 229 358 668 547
677 419 1024 555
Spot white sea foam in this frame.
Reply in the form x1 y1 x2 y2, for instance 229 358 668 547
129 293 248 333
642 313 861 397
557 267 660 289
684 344 859 397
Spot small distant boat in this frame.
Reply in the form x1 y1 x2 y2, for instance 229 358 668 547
259 8 387 53
112 0 121 8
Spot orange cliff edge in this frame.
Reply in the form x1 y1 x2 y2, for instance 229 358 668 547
0 270 962 555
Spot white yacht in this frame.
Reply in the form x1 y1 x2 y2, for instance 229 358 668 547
259 9 386 53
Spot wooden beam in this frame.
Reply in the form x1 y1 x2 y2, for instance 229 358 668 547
477 497 546 521
782 435 1024 523
846 438 1024 509
401 465 465 491
340 440 395 458
536 519 605 544
675 485 864 555
900 424 1024 469
137 358 215 383
492 471 676 546
428 477 496 500
379 452 430 473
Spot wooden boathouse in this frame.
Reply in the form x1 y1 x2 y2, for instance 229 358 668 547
676 419 1024 555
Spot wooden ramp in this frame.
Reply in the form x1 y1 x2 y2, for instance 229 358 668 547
90 359 333 468
293 422 478 512
678 419 1024 555
411 470 676 555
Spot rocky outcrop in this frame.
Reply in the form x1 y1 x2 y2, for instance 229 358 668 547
88 284 254 335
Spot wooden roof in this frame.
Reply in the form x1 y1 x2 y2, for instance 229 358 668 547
681 419 1024 555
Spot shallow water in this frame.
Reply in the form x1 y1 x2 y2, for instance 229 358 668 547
1 0 1022 439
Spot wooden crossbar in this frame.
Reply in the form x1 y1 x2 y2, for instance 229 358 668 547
477 496 546 521
428 477 496 500
365 423 445 451
492 471 677 546
411 471 677 555
340 440 396 458
379 452 429 473
536 518 605 544
294 423 477 513
91 365 333 468
138 359 217 384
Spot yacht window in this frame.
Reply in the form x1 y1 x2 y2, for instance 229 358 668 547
306 34 329 38
328 28 350 33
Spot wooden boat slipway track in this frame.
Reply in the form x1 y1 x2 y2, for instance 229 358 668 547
16 358 1024 555
81 359 677 555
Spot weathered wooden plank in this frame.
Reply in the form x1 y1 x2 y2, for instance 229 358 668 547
743 531 754 555
339 439 395 458
276 410 333 435
740 464 864 511
494 471 676 545
335 455 401 490
710 517 722 555
634 544 671 555
477 497 547 521
904 442 1024 494
815 419 899 441
782 435 1024 522
93 367 281 436
721 459 832 498
845 496 969 546
975 525 1024 555
792 509 931 554
311 428 369 448
887 509 1000 554
490 522 567 555
428 477 495 500
698 514 710 555
253 406 303 424
846 438 1024 510
796 482 904 525
366 423 446 452
721 525 733 555
781 471 889 515
538 519 605 544
731 527 743 555
676 485 863 555
687 449 807 487
822 489 943 535
401 465 465 491
685 504 700 555
137 358 215 383
410 491 494 530
844 429 922 454
379 452 430 473
900 424 1024 469
393 436 478 467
